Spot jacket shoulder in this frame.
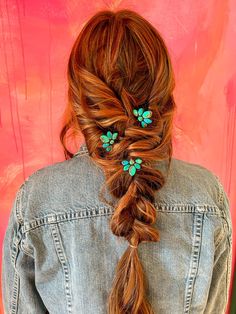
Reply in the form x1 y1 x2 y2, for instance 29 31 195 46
157 157 222 209
19 154 105 221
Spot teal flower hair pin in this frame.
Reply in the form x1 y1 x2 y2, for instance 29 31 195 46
100 131 118 152
121 158 143 176
133 107 153 128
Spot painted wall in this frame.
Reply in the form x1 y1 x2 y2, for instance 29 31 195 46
0 1 235 313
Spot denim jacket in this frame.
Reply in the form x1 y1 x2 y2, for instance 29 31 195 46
2 142 233 314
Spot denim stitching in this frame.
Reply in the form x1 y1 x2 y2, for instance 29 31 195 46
13 182 34 256
19 239 34 258
184 212 204 314
223 219 233 312
50 223 72 314
73 151 89 157
21 204 221 233
214 174 233 307
10 186 24 313
15 183 25 225
226 233 232 308
73 147 89 157
10 271 20 314
214 174 227 218
10 232 21 314
214 218 226 249
10 232 23 313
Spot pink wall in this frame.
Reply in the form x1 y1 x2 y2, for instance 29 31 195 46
0 1 235 313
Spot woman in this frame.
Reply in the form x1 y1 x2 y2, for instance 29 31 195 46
2 9 232 314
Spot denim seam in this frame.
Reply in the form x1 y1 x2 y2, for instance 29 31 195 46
10 229 23 313
223 219 233 311
184 212 204 314
9 184 25 314
50 223 72 314
214 175 227 218
10 270 20 314
214 175 232 307
218 180 232 236
21 209 112 233
21 204 221 233
14 183 25 225
217 179 224 208
214 218 226 249
13 181 35 257
226 234 232 309
19 239 34 258
73 150 89 157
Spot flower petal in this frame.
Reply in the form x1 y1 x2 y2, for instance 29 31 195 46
100 135 110 143
133 109 138 117
141 121 147 128
138 108 144 116
107 131 112 139
135 158 142 164
129 165 136 176
134 163 141 169
106 146 112 152
112 132 118 140
102 143 110 148
121 160 129 165
144 118 152 124
142 110 152 118
123 164 130 171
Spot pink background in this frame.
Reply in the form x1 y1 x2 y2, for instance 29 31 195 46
0 1 235 313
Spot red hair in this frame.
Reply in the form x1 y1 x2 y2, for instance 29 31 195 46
60 9 176 314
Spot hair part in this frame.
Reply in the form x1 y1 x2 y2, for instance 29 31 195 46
60 8 176 314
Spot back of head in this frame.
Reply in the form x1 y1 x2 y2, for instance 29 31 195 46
60 9 176 314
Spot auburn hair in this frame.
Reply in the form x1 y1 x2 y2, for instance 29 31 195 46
60 8 176 314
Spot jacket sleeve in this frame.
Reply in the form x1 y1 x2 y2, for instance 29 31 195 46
204 175 233 314
1 181 48 314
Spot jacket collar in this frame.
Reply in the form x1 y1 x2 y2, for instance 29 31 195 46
73 142 89 156
79 142 88 150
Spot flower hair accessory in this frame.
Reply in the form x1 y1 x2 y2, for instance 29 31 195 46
121 158 143 176
133 107 152 128
100 131 118 152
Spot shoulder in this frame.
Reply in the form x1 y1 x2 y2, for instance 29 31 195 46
157 157 225 211
171 157 219 184
24 152 97 190
18 153 104 221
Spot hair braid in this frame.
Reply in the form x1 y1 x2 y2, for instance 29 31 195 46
60 9 176 314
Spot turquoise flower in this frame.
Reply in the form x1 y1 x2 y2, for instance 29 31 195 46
100 131 118 152
133 107 153 128
121 158 143 176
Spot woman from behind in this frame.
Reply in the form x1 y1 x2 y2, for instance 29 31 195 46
2 8 232 314
60 8 176 314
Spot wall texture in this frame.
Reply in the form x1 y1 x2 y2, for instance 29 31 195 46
0 1 235 313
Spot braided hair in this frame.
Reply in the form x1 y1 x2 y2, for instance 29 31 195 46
60 9 176 314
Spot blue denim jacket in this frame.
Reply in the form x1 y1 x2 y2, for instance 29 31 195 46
2 142 233 314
